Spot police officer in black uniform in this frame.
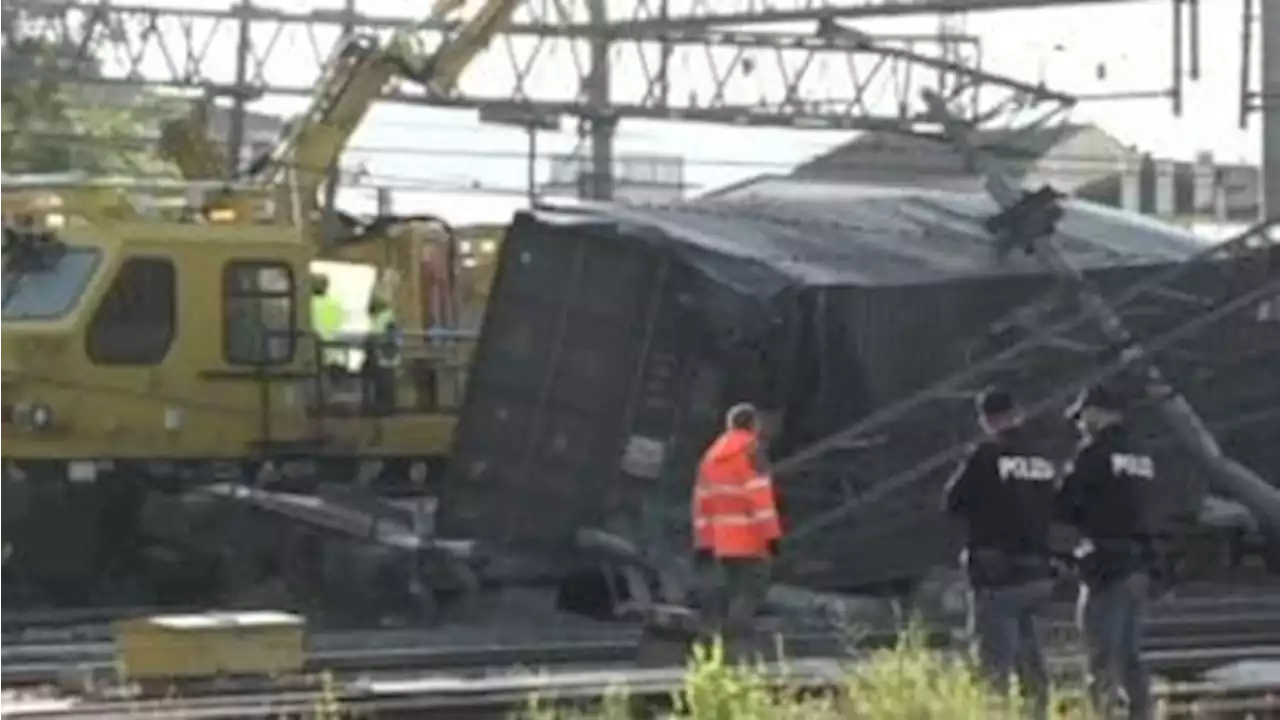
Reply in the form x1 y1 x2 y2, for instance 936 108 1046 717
944 387 1057 719
1056 385 1156 720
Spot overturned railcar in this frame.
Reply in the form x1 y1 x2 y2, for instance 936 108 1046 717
439 182 1279 592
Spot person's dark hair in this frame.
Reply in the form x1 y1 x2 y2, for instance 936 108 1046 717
976 386 1017 419
727 402 758 431
311 274 330 296
1065 384 1125 420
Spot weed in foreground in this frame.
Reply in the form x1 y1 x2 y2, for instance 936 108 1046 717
519 624 1098 720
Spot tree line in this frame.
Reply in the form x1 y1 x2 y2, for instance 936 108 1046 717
2 10 181 176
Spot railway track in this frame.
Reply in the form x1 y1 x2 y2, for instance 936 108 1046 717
7 589 1280 717
6 654 1280 719
9 591 1280 671
7 611 1280 686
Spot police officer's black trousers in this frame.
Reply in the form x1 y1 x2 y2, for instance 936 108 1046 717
1078 571 1152 720
969 578 1054 719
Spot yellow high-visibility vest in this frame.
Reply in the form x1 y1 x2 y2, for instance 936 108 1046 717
312 295 347 365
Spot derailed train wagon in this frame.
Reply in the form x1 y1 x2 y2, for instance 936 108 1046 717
438 181 1279 594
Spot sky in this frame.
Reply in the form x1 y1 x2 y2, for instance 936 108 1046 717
102 0 1263 224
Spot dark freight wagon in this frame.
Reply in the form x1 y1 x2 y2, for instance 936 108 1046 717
439 182 1279 595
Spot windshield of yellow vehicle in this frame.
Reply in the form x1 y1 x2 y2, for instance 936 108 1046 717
2 245 102 321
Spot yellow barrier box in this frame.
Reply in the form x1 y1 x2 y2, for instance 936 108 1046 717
115 610 306 680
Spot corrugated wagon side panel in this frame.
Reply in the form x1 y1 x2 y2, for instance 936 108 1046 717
441 216 652 548
784 282 973 588
777 274 1096 589
439 215 721 559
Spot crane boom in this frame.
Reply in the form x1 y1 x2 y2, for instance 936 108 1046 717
250 0 524 220
424 0 526 96
155 0 524 227
144 0 526 346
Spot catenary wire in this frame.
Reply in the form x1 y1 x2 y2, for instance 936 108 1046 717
1 129 1218 174
2 133 1262 204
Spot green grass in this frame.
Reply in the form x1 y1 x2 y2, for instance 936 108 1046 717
522 626 1098 720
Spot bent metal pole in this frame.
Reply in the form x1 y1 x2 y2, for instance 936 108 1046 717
920 88 1280 542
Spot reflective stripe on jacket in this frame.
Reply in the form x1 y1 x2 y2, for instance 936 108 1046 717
692 428 782 559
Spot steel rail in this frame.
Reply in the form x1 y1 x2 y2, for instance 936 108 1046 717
9 603 1280 686
8 592 1280 655
6 648 1280 720
9 604 1280 658
1 634 642 686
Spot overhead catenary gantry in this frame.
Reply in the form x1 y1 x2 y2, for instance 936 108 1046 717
581 0 1143 32
0 0 1078 129
1 0 1087 199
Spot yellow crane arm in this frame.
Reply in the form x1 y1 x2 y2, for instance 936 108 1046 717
422 0 525 96
253 34 405 193
255 0 524 207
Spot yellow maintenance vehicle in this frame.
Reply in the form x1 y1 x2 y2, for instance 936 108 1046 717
156 0 524 453
2 0 523 616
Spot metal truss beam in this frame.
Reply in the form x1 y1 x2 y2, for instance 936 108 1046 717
2 0 1070 131
586 0 1144 34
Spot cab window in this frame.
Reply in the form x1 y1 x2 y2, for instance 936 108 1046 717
86 257 177 365
2 245 102 321
224 261 296 365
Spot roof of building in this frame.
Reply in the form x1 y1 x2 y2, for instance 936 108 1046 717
790 124 1091 182
537 178 1206 290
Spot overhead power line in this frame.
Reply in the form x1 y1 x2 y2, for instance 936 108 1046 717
5 130 1241 176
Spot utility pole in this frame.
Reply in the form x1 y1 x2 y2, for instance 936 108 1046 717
935 10 967 97
583 0 615 200
921 89 1280 543
478 106 561 204
226 0 253 179
1262 0 1280 219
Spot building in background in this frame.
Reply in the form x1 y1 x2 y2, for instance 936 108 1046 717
709 126 1263 234
541 153 687 203
1075 151 1262 228
789 123 1132 196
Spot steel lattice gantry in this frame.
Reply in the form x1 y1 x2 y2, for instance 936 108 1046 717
585 0 1139 31
2 0 1080 134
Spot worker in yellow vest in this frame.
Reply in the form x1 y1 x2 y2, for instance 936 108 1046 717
361 295 401 415
310 274 347 379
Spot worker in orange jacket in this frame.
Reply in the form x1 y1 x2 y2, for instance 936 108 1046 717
692 403 782 638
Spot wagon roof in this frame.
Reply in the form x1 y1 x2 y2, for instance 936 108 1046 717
530 178 1206 290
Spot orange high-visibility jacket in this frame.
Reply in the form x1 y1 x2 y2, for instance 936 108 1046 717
692 428 782 559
